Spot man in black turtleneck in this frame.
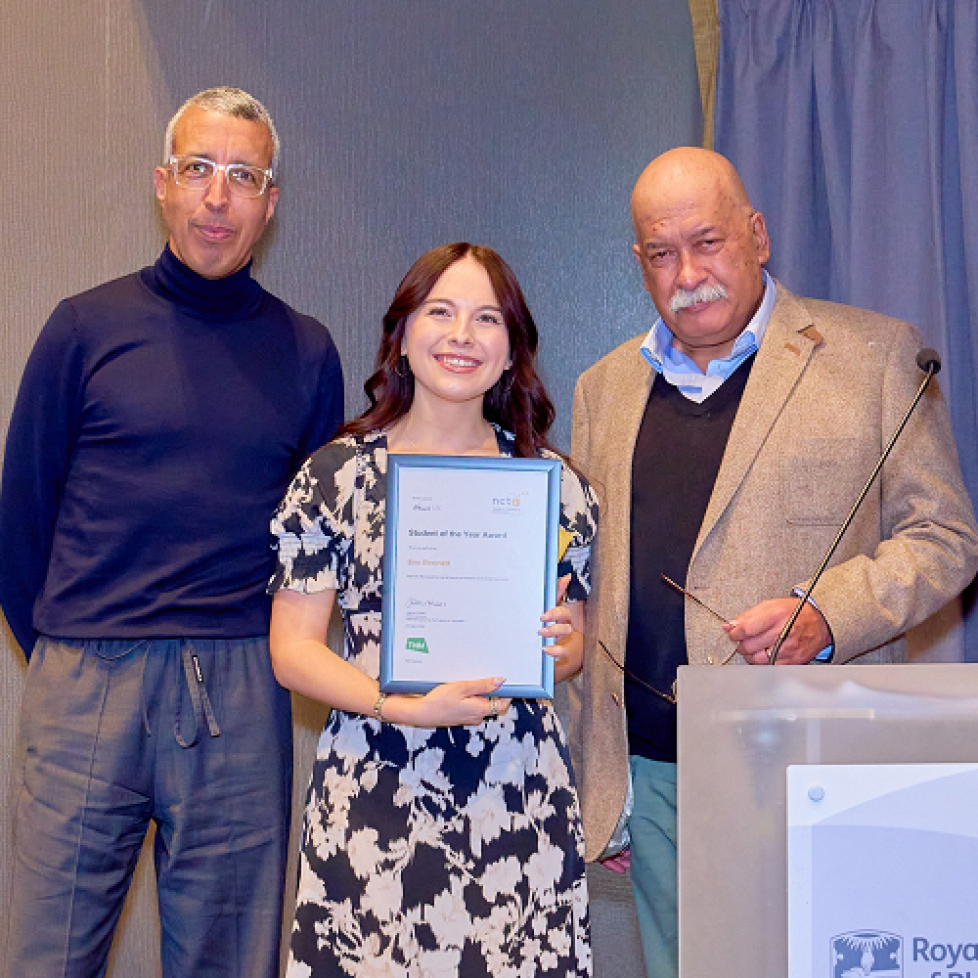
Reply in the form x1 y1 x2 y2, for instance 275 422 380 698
0 88 343 978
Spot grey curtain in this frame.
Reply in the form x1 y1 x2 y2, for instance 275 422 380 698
714 0 978 655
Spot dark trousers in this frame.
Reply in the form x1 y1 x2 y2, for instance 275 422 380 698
3 636 292 978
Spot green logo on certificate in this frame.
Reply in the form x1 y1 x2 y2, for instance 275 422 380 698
406 637 429 654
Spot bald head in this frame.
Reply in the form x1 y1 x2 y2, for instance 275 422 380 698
631 147 770 371
632 147 753 235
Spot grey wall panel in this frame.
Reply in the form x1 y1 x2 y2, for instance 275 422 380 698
0 2 701 975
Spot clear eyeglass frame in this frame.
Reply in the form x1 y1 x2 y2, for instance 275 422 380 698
166 155 273 198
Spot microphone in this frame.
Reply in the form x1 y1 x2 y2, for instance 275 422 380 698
768 349 942 664
917 348 942 375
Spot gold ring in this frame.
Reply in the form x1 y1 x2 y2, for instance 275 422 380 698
489 696 498 720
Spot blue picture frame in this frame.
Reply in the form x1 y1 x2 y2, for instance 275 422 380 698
380 454 560 698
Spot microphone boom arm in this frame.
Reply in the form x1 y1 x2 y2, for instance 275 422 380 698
767 357 940 664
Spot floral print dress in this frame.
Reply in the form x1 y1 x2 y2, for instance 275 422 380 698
269 428 598 978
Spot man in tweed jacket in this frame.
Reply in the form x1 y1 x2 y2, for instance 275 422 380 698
568 146 978 978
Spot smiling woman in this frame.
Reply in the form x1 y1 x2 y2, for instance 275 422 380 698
346 242 557 459
267 242 599 977
398 256 512 429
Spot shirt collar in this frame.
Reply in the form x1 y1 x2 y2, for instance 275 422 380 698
640 271 777 402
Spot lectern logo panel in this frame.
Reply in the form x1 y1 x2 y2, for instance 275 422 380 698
832 931 902 977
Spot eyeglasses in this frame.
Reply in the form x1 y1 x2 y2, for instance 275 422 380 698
166 155 273 198
599 640 678 705
597 577 736 706
660 575 734 635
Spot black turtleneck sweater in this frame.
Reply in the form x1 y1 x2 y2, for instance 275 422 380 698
0 246 344 657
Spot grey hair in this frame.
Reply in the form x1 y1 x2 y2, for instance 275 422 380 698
162 86 280 177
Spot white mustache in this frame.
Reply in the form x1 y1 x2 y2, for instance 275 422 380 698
670 284 728 313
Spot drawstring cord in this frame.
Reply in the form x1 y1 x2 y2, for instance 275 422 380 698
139 649 152 735
175 645 221 747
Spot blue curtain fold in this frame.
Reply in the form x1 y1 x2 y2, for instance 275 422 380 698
715 0 978 657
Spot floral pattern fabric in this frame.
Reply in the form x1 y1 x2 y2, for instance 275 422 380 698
270 428 598 978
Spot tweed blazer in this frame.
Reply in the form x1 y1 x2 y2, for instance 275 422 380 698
567 284 978 861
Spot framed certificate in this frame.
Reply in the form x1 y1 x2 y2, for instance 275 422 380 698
380 454 561 698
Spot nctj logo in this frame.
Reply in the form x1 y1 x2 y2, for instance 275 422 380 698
491 494 524 515
832 930 902 977
405 637 429 654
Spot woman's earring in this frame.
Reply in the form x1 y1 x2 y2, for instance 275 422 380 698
500 368 514 394
395 354 411 379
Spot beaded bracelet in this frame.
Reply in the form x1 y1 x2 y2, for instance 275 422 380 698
373 691 388 723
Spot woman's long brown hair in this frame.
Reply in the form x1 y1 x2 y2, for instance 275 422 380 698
342 243 556 458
